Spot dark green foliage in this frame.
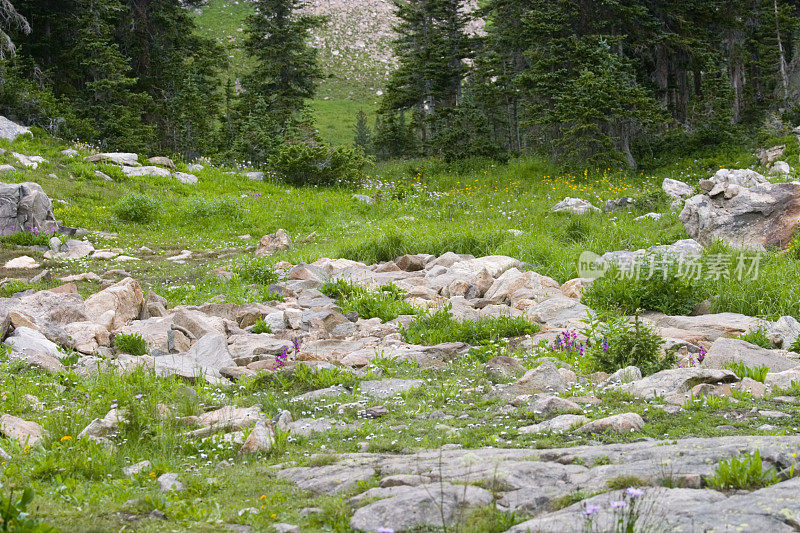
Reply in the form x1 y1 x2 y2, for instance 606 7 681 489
114 333 148 356
252 319 272 335
401 305 539 346
583 261 703 316
737 327 773 349
724 362 770 383
113 193 159 223
586 314 673 376
269 142 370 187
354 109 372 155
231 256 279 286
242 0 324 123
707 450 778 490
0 485 56 532
0 232 53 247
321 280 418 323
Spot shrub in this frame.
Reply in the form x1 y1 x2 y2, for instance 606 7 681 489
252 319 272 334
707 450 778 490
182 197 241 220
583 313 673 375
231 256 279 286
724 361 769 383
737 327 772 349
401 305 539 346
321 280 418 323
0 231 55 247
0 485 56 532
583 260 704 316
114 333 148 356
269 142 371 187
113 193 159 223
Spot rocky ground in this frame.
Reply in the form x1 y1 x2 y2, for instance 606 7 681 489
3 126 800 531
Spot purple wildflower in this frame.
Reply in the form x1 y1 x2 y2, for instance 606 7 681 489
697 347 707 363
583 504 601 516
602 339 609 353
276 346 289 368
625 487 644 498
292 337 301 354
610 500 626 509
134 394 143 400
376 528 394 533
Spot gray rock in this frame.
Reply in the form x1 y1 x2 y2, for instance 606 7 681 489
349 482 493 532
174 172 198 184
158 473 184 492
60 239 94 259
603 197 635 213
766 315 800 350
600 238 703 266
702 337 799 373
123 460 152 477
526 394 582 415
619 367 738 400
519 414 588 434
0 182 58 237
764 367 800 390
121 166 171 178
4 327 63 360
85 152 139 166
578 412 644 434
681 182 800 250
271 524 299 533
360 379 424 399
662 178 693 200
484 356 526 378
606 366 642 385
352 194 374 205
255 229 292 257
526 297 591 328
292 385 349 402
550 197 600 215
287 418 349 437
492 361 568 398
0 116 31 141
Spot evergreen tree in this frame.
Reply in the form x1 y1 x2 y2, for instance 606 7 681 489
0 0 28 58
379 0 474 152
73 0 151 151
241 0 324 122
353 109 372 154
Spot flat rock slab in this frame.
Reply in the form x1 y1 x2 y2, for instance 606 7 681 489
277 435 800 521
359 379 424 399
505 479 800 533
703 337 799 373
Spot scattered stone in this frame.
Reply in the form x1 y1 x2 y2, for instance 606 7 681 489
360 379 424 399
240 420 275 454
352 194 374 205
147 156 176 169
123 460 152 477
578 413 645 434
358 406 388 419
0 414 45 446
85 153 140 166
0 181 58 237
0 116 31 141
158 473 184 492
550 197 600 215
662 178 694 200
702 337 799 373
519 414 589 434
4 256 39 269
255 229 292 257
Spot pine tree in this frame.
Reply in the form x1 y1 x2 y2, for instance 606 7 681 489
242 0 324 123
73 0 152 151
379 0 474 152
353 109 372 154
0 0 29 58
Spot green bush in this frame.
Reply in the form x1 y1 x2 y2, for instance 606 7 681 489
583 313 673 375
0 231 54 247
401 305 539 346
114 333 148 356
269 142 371 187
724 361 769 383
321 280 418 323
707 450 778 490
252 319 272 334
0 484 56 532
113 193 159 223
182 197 241 220
583 260 703 316
231 256 279 286
737 327 772 349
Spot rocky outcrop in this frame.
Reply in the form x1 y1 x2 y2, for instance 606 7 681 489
550 197 600 215
0 182 58 236
680 181 800 250
0 116 31 141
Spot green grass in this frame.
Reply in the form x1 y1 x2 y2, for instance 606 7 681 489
320 280 418 322
114 333 148 356
724 362 770 383
736 326 773 349
707 450 778 490
401 306 540 346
